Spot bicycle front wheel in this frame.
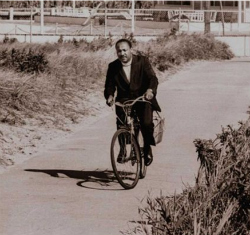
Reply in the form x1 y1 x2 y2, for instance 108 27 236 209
111 129 140 189
140 147 147 179
137 130 147 179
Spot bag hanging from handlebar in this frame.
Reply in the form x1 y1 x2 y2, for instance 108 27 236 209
153 111 165 145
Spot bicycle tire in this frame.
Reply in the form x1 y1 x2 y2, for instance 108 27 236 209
136 130 147 179
140 148 147 179
111 128 140 189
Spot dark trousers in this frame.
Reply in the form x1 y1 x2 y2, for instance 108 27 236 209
116 102 155 147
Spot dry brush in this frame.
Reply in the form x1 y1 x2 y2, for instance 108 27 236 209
127 120 250 235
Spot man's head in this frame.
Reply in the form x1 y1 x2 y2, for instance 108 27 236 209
115 39 132 63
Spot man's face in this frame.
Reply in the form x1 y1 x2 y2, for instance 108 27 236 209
116 42 132 63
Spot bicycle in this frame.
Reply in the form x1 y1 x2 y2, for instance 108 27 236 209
110 96 150 189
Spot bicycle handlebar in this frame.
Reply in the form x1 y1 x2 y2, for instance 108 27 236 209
115 95 151 108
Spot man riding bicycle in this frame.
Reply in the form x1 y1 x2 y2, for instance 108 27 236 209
104 38 161 166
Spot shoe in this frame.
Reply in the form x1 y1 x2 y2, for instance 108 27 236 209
144 146 153 166
117 148 126 164
117 153 124 163
145 156 153 166
140 147 144 157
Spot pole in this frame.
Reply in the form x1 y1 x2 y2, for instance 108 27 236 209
178 8 181 32
218 20 221 35
90 20 93 35
30 7 33 43
105 4 107 37
244 36 246 56
243 0 246 22
238 0 242 31
9 6 14 21
131 0 135 33
219 1 225 36
40 0 44 34
204 1 211 34
72 0 75 16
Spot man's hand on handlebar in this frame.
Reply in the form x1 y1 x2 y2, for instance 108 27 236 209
145 89 154 100
106 95 114 107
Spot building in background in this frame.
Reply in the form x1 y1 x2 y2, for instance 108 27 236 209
1 1 250 23
155 1 243 10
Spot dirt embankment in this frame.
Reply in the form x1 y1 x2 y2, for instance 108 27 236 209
0 89 107 173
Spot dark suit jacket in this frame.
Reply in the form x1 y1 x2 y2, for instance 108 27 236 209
104 54 161 112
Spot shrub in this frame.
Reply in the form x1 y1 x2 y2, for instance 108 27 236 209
59 36 113 51
3 35 18 44
128 121 250 235
0 47 48 74
58 35 64 44
135 33 234 72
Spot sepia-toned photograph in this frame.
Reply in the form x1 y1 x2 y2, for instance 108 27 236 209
0 0 250 234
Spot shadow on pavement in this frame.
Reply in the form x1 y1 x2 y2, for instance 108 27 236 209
25 169 122 190
227 59 250 63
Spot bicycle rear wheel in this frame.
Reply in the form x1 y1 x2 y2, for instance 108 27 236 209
111 129 140 189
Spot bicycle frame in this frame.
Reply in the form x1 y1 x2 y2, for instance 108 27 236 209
115 95 151 131
115 96 151 156
110 96 151 188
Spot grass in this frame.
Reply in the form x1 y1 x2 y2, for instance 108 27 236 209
0 33 234 166
0 40 111 127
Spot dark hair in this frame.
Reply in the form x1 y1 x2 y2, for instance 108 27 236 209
115 38 132 49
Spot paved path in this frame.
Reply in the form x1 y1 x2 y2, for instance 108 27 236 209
1 58 250 235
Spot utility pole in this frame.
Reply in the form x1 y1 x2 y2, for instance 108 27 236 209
204 1 211 34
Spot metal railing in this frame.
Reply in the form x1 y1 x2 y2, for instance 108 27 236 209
0 8 250 36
